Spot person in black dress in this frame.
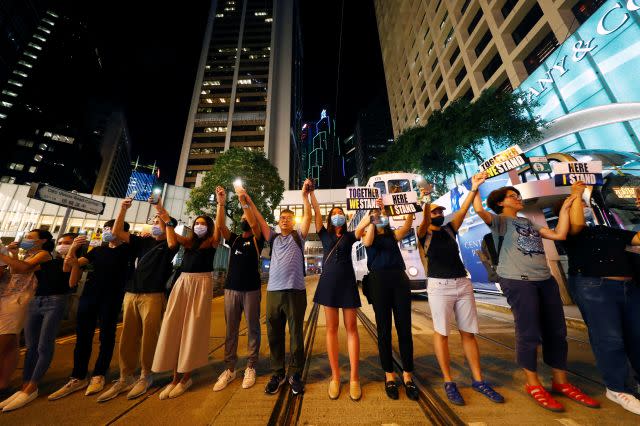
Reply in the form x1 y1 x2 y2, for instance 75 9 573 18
310 193 371 401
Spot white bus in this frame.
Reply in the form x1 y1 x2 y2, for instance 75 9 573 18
348 172 427 294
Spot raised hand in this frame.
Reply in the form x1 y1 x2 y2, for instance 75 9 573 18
561 194 578 212
122 197 133 211
375 197 384 210
471 172 487 190
571 181 587 196
215 186 226 205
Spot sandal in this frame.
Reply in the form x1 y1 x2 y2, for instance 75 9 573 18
552 382 600 408
525 385 564 412
385 381 399 400
472 380 504 403
444 382 465 406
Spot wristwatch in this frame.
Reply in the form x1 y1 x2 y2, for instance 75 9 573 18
165 217 178 227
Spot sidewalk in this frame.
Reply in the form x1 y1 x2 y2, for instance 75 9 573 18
474 292 586 330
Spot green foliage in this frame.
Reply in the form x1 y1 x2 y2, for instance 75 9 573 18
373 88 544 195
186 148 285 232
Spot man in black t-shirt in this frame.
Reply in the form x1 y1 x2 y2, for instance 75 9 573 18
49 219 132 401
96 196 179 403
212 186 264 392
567 182 640 415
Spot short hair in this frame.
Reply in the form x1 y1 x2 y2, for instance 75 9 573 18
60 232 77 240
104 219 130 232
487 186 520 214
280 209 295 217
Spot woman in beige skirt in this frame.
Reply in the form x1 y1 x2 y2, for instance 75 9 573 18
152 214 219 399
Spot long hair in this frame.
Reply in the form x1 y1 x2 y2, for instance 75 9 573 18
326 207 347 235
30 229 54 252
368 209 394 239
191 215 215 249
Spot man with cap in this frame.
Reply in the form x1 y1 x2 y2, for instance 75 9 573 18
417 174 504 406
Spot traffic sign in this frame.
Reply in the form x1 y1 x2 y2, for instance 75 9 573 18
27 183 105 215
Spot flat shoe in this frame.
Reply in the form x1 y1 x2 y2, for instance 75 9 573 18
404 381 419 401
2 390 38 412
349 381 362 401
328 380 340 400
385 381 399 400
0 391 21 409
158 383 176 400
169 379 192 399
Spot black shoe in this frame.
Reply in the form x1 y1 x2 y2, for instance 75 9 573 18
385 381 399 400
289 373 304 395
265 374 286 394
404 381 419 401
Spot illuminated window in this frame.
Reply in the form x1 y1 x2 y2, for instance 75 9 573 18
39 143 48 150
1 101 13 108
216 13 224 17
13 70 28 78
219 98 226 103
17 139 33 147
37 26 51 34
34 154 43 162
24 52 37 60
206 98 213 104
224 7 234 11
1 176 16 183
33 34 47 42
8 80 22 87
46 10 58 18
255 11 267 16
0 113 6 119
42 18 55 26
18 60 32 68
265 18 273 23
28 42 42 50
2 90 17 97
238 79 252 84
28 166 37 173
8 163 24 171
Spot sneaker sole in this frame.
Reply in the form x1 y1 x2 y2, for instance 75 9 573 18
606 392 640 415
265 379 286 394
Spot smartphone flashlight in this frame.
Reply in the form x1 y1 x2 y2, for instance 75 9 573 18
233 178 243 190
14 231 25 243
150 188 162 205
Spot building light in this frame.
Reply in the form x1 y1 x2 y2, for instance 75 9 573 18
39 143 48 150
18 60 32 68
24 52 37 60
238 79 251 84
42 18 55 26
206 98 213 104
44 131 52 137
265 18 273 23
224 7 234 11
46 10 59 18
236 98 240 103
28 42 42 51
2 90 17 97
0 113 6 119
255 11 267 16
37 26 51 34
220 98 226 103
201 90 207 94
205 65 211 69
216 13 224 17
28 166 37 173
34 154 43 162
13 70 28 78
1 101 13 108
33 34 47 42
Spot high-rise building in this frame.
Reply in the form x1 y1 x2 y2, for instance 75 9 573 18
176 0 303 189
300 110 346 189
374 0 640 186
92 109 132 198
0 3 127 195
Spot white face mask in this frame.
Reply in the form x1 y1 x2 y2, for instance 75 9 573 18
56 244 70 256
193 224 208 238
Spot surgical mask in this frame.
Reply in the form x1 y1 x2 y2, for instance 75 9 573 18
240 220 251 232
102 231 115 243
151 225 164 237
193 224 208 238
375 216 389 229
56 244 70 256
431 216 445 227
19 239 37 250
331 214 346 227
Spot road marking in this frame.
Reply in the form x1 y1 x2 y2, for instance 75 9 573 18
556 419 583 426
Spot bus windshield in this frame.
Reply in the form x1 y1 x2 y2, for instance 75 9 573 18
399 228 417 250
388 179 411 193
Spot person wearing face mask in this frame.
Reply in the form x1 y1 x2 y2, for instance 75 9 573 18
564 181 640 415
0 233 82 412
95 196 179 403
473 176 599 412
357 199 417 401
212 186 264 392
0 230 54 400
49 220 133 401
310 194 369 401
152 210 220 399
416 174 503 406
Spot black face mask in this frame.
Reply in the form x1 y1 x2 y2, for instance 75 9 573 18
431 216 445 226
240 220 251 232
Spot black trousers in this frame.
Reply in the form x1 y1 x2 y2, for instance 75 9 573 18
71 290 124 379
369 270 414 373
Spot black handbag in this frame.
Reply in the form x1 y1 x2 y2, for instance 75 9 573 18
165 267 181 295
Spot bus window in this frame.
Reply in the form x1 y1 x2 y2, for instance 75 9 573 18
373 181 386 195
399 228 417 250
388 179 411 194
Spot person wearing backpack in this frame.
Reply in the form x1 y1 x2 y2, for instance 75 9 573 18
565 181 640 415
253 179 313 396
417 173 504 406
212 186 264 392
473 175 600 412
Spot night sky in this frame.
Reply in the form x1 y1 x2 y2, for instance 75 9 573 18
89 0 387 183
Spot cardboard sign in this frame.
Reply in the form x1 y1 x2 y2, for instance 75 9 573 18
345 187 380 211
529 156 552 173
553 161 603 186
478 145 527 178
382 191 423 216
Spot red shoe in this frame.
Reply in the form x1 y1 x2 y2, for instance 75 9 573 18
525 385 565 412
551 382 601 408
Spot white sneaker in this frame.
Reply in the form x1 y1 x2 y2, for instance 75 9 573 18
158 383 176 400
85 376 105 396
127 375 153 399
2 390 38 412
168 379 192 398
48 378 89 400
242 367 256 389
606 388 640 415
96 376 135 402
0 391 21 409
213 369 237 392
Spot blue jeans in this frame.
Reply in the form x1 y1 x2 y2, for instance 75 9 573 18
568 276 640 392
23 295 68 383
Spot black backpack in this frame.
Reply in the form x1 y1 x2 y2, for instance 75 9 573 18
269 230 306 276
475 216 506 283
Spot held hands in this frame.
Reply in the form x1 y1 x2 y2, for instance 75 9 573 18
7 241 19 254
561 194 578 213
375 197 384 210
571 181 587 196
301 179 313 196
471 172 487 191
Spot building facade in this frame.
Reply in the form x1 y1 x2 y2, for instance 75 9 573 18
175 0 303 190
374 0 640 186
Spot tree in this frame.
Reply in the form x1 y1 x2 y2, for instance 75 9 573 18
187 148 285 232
372 88 544 195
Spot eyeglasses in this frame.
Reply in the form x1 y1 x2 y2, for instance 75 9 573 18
505 194 522 201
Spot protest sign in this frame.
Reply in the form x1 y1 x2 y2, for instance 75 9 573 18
382 191 423 216
479 145 527 178
345 187 380 210
552 161 603 186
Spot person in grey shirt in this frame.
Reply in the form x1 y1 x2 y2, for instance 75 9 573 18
474 173 599 413
253 179 312 396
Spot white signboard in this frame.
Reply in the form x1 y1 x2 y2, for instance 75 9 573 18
382 191 423 216
552 161 604 186
27 183 105 215
345 187 380 211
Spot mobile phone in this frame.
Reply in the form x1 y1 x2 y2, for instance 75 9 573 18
150 188 162 205
78 230 87 236
14 231 25 243
233 178 244 192
127 190 138 199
